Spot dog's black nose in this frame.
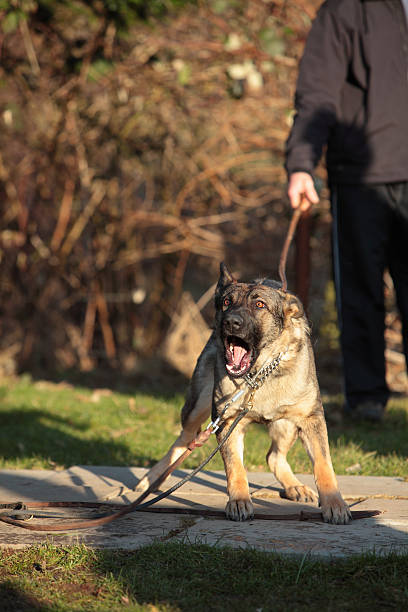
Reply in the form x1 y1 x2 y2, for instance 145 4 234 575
224 312 244 333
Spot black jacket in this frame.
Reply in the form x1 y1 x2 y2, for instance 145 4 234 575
285 0 408 184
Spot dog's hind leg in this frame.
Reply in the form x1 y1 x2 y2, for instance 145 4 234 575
134 380 212 494
266 419 318 504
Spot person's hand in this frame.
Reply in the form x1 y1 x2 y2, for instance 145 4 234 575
287 171 319 211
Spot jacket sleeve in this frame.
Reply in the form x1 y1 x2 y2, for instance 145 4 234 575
285 1 353 177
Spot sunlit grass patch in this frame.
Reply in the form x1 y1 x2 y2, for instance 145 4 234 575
0 376 407 478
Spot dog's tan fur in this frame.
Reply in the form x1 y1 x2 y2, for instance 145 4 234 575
137 263 351 524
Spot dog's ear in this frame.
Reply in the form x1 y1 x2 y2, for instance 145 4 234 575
282 293 304 321
217 262 236 290
215 262 236 303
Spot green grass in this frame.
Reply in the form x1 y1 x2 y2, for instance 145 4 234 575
0 375 183 471
1 541 408 611
0 375 406 477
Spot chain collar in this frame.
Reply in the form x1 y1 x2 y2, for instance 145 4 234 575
208 350 285 433
243 351 285 390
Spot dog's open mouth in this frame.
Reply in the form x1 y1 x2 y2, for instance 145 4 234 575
224 336 253 377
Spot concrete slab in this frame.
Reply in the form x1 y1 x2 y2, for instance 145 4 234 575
0 467 407 556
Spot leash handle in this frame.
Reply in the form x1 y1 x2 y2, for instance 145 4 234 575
278 207 302 292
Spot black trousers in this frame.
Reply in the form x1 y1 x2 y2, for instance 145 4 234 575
331 182 408 410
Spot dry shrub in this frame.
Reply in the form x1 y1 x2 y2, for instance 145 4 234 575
0 1 335 376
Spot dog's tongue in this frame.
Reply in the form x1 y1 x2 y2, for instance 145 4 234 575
232 345 247 367
226 343 251 375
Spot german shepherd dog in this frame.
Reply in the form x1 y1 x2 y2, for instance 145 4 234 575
137 263 351 524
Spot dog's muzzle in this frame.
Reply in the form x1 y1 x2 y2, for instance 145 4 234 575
222 312 254 377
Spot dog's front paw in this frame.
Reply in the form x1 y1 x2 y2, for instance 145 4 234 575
283 485 318 504
320 493 352 524
225 499 254 521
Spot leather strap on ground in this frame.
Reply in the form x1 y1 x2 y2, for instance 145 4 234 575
0 500 381 530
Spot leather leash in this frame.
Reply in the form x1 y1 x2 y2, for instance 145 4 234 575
278 207 302 292
0 501 381 526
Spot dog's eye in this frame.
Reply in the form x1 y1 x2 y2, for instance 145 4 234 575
223 297 231 307
255 300 266 309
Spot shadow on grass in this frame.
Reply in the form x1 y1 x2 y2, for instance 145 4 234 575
0 582 48 612
90 542 408 611
30 356 190 399
0 408 152 468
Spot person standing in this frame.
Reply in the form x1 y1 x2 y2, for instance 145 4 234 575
285 0 408 421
